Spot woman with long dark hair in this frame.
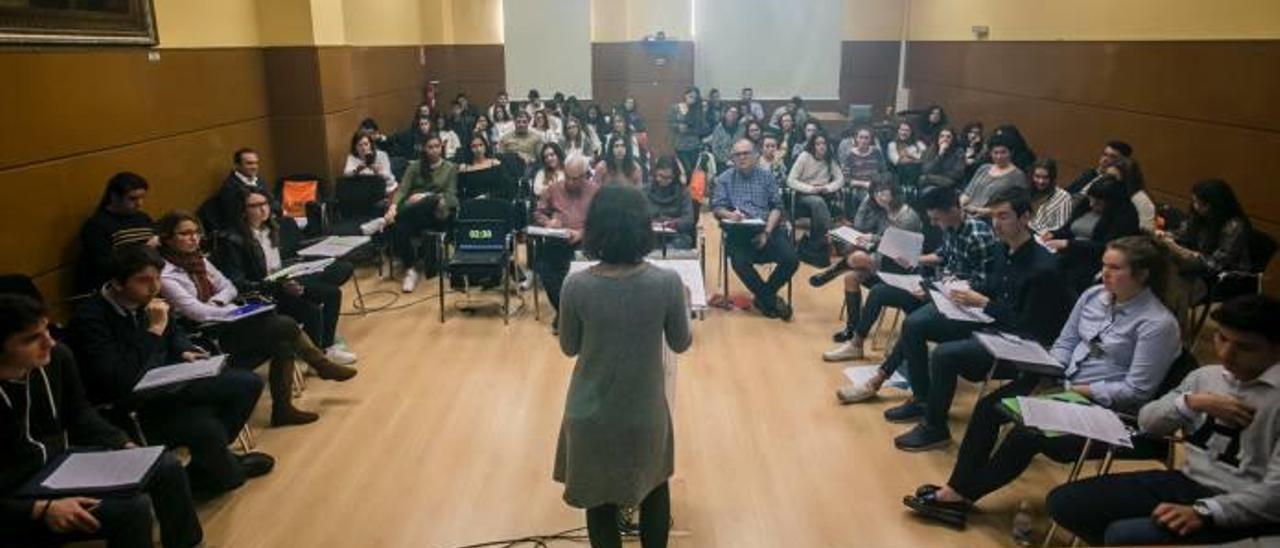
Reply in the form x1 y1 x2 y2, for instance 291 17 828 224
919 105 948 141
534 142 567 197
554 184 692 548
918 127 966 189
1157 178 1253 300
344 131 398 194
787 132 844 265
1028 158 1072 234
668 87 706 183
1044 175 1142 293
389 133 459 292
562 116 598 160
594 134 643 187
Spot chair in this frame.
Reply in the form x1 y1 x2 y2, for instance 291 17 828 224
1038 348 1199 547
1186 229 1277 349
716 220 793 311
437 198 521 324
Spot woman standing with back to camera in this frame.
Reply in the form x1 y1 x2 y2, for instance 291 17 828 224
553 185 693 548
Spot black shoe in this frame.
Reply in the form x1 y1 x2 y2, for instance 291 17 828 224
903 490 971 529
894 424 952 452
774 297 793 322
809 261 851 288
884 400 925 423
755 299 780 319
237 452 275 479
832 327 854 343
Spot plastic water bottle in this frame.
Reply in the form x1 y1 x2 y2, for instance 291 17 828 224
1012 500 1034 546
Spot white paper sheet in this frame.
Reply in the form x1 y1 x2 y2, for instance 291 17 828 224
134 355 227 392
1018 397 1133 448
842 365 909 390
721 217 766 226
830 226 871 247
570 259 708 309
526 225 571 239
298 236 371 258
651 223 677 234
973 332 1063 370
265 258 336 281
41 446 165 491
929 289 994 323
877 226 924 266
875 272 924 294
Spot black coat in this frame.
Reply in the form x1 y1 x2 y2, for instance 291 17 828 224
210 220 302 296
200 171 279 233
67 292 197 406
1 345 129 529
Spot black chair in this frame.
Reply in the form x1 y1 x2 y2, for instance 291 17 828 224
435 198 522 324
332 174 387 230
1187 229 1277 349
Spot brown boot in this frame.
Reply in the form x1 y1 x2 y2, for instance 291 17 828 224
295 331 357 382
267 357 318 426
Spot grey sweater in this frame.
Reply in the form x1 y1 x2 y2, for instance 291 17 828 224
1138 364 1280 528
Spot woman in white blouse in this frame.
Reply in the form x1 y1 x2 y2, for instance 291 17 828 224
562 116 598 160
887 120 926 168
533 110 562 145
534 142 567 197
344 132 398 195
492 107 515 140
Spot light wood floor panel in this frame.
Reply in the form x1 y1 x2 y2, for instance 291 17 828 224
191 216 1162 547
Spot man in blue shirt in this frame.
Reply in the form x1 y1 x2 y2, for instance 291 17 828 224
712 138 799 320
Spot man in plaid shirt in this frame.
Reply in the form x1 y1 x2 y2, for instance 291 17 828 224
712 138 800 320
830 187 1000 417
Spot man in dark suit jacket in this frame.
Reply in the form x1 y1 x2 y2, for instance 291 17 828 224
201 147 278 232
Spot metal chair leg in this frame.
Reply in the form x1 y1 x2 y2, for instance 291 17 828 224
976 358 999 402
127 411 148 446
293 362 306 397
237 424 255 452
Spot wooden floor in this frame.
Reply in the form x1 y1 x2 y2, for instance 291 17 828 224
193 216 1166 548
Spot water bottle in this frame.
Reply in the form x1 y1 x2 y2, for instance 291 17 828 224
1012 500 1034 546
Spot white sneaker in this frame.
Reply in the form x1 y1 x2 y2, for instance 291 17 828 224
823 340 864 362
324 346 358 366
836 382 878 404
360 217 388 235
402 268 420 293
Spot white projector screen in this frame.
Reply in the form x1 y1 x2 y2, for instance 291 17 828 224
503 0 593 99
694 0 842 100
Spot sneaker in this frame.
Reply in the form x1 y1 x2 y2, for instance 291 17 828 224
402 268 420 293
324 346 358 366
835 382 878 404
884 400 925 423
359 217 388 235
894 424 952 452
823 340 864 362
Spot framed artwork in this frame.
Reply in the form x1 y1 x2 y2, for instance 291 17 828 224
0 0 158 46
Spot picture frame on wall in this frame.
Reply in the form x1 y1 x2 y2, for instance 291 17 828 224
0 0 158 46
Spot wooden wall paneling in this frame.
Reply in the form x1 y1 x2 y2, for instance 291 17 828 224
0 48 271 170
263 47 324 117
423 44 505 107
840 40 900 115
591 42 694 156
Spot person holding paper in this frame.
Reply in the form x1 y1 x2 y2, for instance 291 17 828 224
645 156 697 250
215 187 357 365
811 178 922 350
69 245 276 497
386 133 459 293
713 138 800 321
533 153 600 325
894 187 1074 451
554 185 693 548
1048 295 1280 545
155 213 357 426
904 235 1181 528
825 186 997 365
2 295 203 548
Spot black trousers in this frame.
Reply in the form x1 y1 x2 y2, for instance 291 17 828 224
15 452 203 548
585 482 670 548
1048 470 1280 545
853 282 925 338
392 197 451 270
217 312 305 368
277 260 353 349
533 239 576 311
139 368 263 496
920 338 1018 433
725 228 799 304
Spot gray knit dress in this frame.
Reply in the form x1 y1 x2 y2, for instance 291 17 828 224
553 263 693 508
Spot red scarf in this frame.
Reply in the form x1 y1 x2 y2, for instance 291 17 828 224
162 249 215 303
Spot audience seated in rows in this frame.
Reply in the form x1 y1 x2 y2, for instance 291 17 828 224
1 294 204 548
68 245 273 497
1048 294 1280 545
904 235 1182 527
154 212 357 426
712 138 800 321
76 172 158 294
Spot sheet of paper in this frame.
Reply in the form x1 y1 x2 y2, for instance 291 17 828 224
875 272 924 294
929 289 994 323
134 355 227 392
298 236 371 258
973 332 1063 370
651 223 677 234
41 446 165 491
526 225 571 239
570 259 707 309
842 365 908 390
830 226 871 247
721 217 766 226
265 258 335 281
1017 397 1133 448
877 226 924 266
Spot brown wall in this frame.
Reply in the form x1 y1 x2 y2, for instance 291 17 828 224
905 40 1280 292
423 44 506 117
592 41 694 156
0 47 274 304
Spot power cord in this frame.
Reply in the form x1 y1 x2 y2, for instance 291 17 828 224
448 526 588 548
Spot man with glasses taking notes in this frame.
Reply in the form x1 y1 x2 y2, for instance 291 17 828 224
712 138 799 321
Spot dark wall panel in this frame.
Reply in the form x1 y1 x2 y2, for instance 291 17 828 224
591 41 694 156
